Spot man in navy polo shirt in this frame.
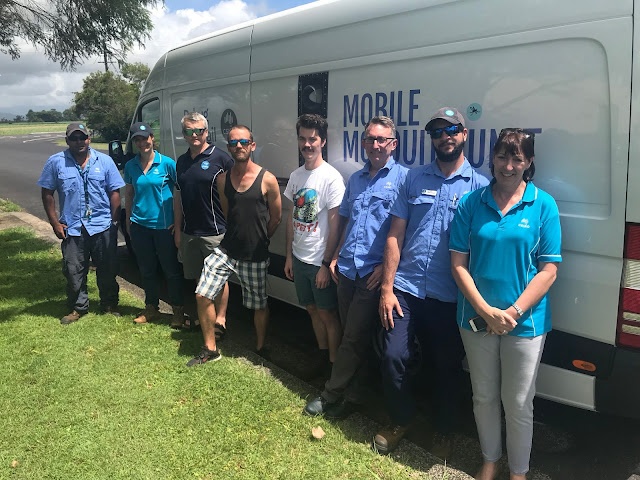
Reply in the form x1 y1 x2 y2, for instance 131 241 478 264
38 122 125 324
375 107 489 455
303 116 407 419
174 112 234 332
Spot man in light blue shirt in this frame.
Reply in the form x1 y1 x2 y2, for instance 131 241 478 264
375 108 489 455
38 123 125 324
304 116 407 419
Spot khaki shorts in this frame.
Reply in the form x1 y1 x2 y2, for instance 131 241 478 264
178 231 225 279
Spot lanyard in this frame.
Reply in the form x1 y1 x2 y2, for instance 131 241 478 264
75 157 92 220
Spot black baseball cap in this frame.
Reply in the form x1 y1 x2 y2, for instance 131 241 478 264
130 122 154 139
425 107 466 130
66 123 89 137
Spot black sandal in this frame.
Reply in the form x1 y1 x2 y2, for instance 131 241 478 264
214 323 226 341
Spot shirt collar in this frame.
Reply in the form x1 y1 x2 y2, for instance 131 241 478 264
185 144 215 161
423 157 473 180
481 179 537 207
359 156 396 177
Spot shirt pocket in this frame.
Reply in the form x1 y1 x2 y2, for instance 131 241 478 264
88 172 106 193
58 173 77 194
408 195 435 217
370 189 396 223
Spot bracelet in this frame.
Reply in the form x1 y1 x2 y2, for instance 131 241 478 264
321 259 332 269
512 303 524 317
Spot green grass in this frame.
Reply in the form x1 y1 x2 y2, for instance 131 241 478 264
0 122 67 136
0 227 451 480
0 198 20 212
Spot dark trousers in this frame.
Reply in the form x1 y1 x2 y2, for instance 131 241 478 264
61 224 119 313
130 222 183 307
381 288 465 433
322 272 379 403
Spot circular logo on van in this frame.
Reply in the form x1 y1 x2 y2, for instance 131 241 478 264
221 109 238 140
467 103 482 121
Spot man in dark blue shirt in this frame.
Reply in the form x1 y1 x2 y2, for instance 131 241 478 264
174 112 234 333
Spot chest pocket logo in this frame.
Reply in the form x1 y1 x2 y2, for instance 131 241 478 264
201 161 210 170
518 218 531 229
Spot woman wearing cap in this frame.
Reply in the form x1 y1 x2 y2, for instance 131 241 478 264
124 122 185 326
449 129 562 480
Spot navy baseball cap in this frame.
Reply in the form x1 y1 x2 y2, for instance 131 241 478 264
130 122 154 138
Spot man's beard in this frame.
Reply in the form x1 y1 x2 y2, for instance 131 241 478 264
434 140 465 163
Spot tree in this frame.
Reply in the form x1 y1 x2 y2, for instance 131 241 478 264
0 0 161 71
120 62 150 93
73 71 138 140
14 115 24 123
62 108 77 121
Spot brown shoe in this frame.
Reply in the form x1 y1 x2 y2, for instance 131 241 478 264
61 310 85 325
134 305 160 324
428 432 452 459
170 305 185 329
373 424 411 455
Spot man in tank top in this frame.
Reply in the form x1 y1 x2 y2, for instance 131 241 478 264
187 125 282 366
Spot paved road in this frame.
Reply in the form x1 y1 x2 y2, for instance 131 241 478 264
1 134 640 479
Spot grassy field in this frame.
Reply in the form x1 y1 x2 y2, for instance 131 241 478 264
0 227 453 480
0 122 67 136
0 198 20 212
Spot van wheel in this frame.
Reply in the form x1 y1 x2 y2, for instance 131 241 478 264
372 322 423 377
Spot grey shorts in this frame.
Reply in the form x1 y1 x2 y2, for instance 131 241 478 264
179 231 225 279
196 248 269 310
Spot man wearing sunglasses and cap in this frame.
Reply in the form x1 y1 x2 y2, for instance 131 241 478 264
38 122 125 324
174 112 234 332
374 107 489 456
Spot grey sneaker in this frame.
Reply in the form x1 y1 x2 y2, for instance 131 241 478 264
186 346 222 367
61 310 84 325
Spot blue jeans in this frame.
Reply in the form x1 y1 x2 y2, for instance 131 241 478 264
130 222 183 307
61 224 119 313
381 288 465 433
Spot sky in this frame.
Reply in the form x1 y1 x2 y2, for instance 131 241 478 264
0 0 315 118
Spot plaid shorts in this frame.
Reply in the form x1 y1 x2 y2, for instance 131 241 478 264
196 248 269 310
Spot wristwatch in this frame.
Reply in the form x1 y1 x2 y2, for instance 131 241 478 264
321 259 332 269
512 303 524 317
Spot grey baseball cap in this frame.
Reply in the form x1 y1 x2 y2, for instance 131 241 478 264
424 107 466 130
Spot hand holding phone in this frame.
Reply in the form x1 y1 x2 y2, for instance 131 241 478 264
468 315 487 332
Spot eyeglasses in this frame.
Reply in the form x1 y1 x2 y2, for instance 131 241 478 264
183 128 206 136
228 139 252 147
68 135 88 142
499 128 535 147
427 125 463 139
363 136 395 145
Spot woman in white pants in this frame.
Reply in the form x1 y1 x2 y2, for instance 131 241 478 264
449 128 562 480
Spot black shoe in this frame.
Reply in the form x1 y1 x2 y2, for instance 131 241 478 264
325 399 358 420
186 346 222 367
101 305 121 317
255 346 271 361
303 396 337 416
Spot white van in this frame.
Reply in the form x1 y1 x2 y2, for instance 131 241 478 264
112 0 640 418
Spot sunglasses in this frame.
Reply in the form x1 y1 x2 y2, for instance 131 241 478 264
68 135 88 142
183 128 206 136
428 125 463 139
228 139 252 147
499 128 535 147
363 136 395 145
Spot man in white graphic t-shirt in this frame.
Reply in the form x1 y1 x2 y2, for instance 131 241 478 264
284 114 345 372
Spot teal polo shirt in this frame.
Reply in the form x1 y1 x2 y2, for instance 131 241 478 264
124 152 177 229
449 181 562 337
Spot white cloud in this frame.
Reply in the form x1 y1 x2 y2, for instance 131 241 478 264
0 0 257 116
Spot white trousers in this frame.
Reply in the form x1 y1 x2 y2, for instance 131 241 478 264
460 328 546 475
